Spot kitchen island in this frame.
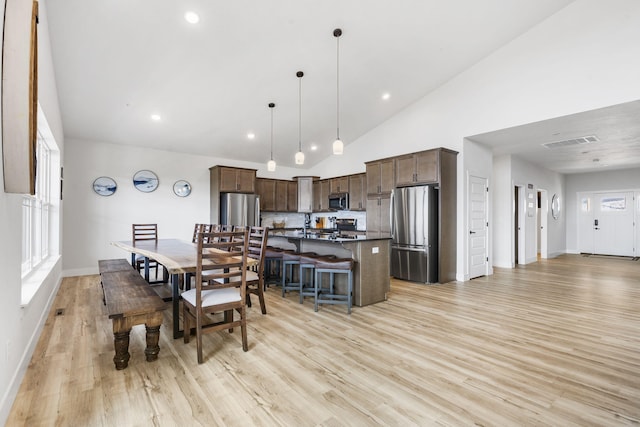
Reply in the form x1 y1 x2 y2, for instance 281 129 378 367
267 230 390 307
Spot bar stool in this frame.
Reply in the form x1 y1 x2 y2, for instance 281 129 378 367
264 246 284 286
281 251 301 297
298 252 320 304
314 257 355 314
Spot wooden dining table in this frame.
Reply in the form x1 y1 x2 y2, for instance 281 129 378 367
111 239 257 339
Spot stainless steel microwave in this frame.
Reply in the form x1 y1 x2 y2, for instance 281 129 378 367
328 192 349 210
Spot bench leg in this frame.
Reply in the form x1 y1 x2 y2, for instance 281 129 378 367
113 329 131 370
144 325 161 362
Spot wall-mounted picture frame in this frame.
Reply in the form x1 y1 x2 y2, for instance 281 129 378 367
173 180 191 197
93 176 117 196
133 170 159 193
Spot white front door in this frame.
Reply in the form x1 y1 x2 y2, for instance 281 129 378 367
468 175 488 279
593 192 634 256
579 191 635 257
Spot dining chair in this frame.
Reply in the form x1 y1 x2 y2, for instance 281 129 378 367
182 229 250 364
132 223 164 281
192 223 212 243
214 226 269 314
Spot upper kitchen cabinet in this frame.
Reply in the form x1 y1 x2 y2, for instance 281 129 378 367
296 176 314 213
394 149 460 187
256 178 276 211
210 165 258 223
313 179 331 212
287 180 298 212
366 158 394 195
217 166 256 193
394 151 438 186
256 178 297 212
348 173 366 211
329 176 349 194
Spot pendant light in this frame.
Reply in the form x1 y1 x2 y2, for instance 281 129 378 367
267 102 276 172
332 28 344 155
295 71 305 165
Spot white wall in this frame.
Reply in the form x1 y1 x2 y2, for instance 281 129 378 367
565 167 640 253
62 139 303 275
308 0 640 280
0 0 65 423
492 155 512 268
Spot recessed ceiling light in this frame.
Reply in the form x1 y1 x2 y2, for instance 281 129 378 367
381 92 391 100
310 144 318 151
247 132 255 140
151 114 161 121
185 11 199 24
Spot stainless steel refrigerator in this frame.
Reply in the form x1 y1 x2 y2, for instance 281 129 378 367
390 185 438 283
220 193 261 227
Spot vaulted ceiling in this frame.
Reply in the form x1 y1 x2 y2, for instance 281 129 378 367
45 0 639 174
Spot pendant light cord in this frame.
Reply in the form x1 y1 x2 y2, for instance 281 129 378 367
299 75 302 151
336 33 340 140
270 104 274 160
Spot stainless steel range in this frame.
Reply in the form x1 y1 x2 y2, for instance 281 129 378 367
335 218 358 239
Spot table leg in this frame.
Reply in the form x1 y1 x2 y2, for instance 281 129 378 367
144 257 150 281
172 273 183 339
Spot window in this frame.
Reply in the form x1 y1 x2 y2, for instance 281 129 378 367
21 131 54 277
600 196 626 212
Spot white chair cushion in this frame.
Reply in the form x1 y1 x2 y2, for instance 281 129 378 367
182 287 241 308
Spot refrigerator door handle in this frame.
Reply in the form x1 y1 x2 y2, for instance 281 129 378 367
254 196 261 227
392 245 427 252
390 190 395 239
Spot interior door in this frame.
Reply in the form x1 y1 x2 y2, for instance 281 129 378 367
593 192 634 256
468 176 488 279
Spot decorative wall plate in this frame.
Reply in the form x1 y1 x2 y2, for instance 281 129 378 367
93 176 117 196
173 180 191 197
133 170 159 193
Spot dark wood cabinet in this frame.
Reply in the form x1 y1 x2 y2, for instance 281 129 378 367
348 173 366 211
313 179 331 212
366 159 394 195
287 181 298 212
255 178 276 211
256 178 297 212
366 194 391 238
275 180 288 212
218 166 256 193
394 150 438 186
209 166 258 223
330 176 349 194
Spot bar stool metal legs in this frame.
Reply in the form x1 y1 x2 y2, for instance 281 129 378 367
298 253 318 304
281 251 301 297
314 257 354 314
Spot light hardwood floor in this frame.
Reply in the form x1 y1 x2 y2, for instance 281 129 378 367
7 254 640 426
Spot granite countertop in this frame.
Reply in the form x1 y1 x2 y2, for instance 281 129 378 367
268 229 389 242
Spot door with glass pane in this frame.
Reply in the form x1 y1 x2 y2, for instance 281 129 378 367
580 191 635 257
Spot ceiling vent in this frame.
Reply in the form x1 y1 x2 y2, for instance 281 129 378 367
542 135 599 149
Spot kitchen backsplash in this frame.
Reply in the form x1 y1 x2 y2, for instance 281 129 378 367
261 211 367 231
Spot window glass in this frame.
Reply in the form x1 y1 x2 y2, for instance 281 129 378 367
600 196 626 212
581 197 590 212
21 132 52 276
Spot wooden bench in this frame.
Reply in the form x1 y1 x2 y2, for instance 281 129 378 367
99 259 167 370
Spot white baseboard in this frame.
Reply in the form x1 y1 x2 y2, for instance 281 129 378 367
0 273 62 426
63 267 98 277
